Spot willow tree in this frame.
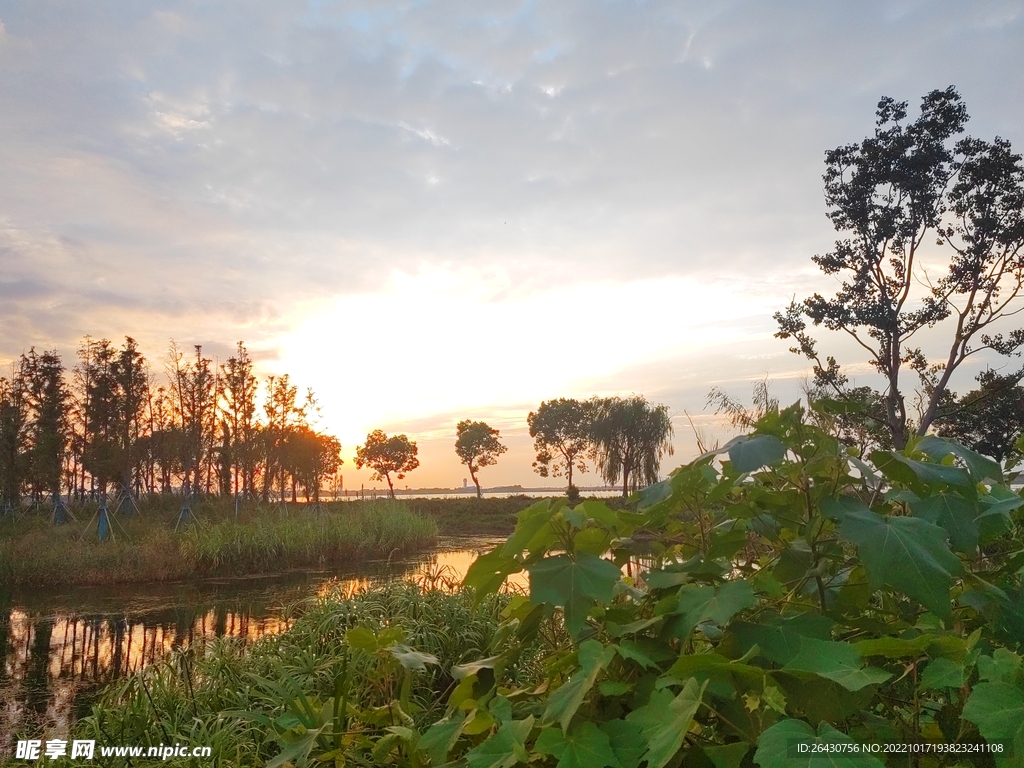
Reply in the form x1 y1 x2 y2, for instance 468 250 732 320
455 420 507 498
775 87 1024 449
591 395 674 497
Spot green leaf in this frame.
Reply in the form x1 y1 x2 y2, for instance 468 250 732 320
963 682 1024 762
782 638 891 692
977 649 1022 683
528 553 621 637
543 640 617 731
910 493 980 554
344 626 378 653
872 450 972 488
464 716 534 768
704 742 752 768
615 639 669 670
732 614 834 665
670 581 757 639
726 434 787 472
837 500 962 617
464 546 523 600
919 657 964 689
501 501 558 557
599 720 646 768
916 436 1001 482
754 719 884 768
388 644 439 671
853 635 931 659
535 723 620 768
418 717 465 766
626 679 707 768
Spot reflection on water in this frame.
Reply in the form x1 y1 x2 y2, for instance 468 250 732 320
0 535 505 756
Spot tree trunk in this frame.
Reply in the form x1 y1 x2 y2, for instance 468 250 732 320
471 468 481 499
385 474 395 499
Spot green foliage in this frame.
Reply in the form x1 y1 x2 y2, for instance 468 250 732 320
456 420 509 498
775 87 1024 450
73 581 548 767
351 403 1023 767
355 430 420 498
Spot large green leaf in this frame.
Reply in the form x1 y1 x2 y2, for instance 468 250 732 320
726 435 787 473
962 682 1024 763
528 553 621 637
626 679 707 768
871 450 972 489
535 723 620 768
543 640 617 731
837 500 962 617
670 581 757 639
754 719 884 768
418 717 465 766
916 436 1001 482
501 501 559 557
464 717 534 768
910 493 980 554
599 720 646 768
464 546 523 600
732 614 835 665
782 638 891 692
919 657 964 689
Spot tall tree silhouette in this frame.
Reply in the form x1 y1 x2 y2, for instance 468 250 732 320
455 420 507 498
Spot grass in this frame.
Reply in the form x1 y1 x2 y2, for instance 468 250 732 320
0 499 437 587
0 494 635 587
68 580 553 767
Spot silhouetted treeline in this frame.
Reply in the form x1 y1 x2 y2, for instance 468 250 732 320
0 339 342 507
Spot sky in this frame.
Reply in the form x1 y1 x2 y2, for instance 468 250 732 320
1 0 1023 490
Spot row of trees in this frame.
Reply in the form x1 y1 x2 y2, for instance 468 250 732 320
0 339 343 509
0 337 678 507
343 394 677 502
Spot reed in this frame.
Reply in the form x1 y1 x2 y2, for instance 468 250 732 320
0 500 436 586
73 581 550 767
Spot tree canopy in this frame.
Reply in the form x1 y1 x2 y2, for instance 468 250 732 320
776 86 1024 449
527 398 594 497
354 430 419 499
590 395 674 496
454 420 507 498
937 369 1024 464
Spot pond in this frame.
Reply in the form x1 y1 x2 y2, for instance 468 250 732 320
0 535 509 755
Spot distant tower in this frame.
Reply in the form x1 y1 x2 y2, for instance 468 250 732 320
463 478 468 488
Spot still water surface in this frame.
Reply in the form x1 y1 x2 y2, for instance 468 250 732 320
0 535 507 754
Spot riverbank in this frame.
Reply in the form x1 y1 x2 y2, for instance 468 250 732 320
0 499 437 588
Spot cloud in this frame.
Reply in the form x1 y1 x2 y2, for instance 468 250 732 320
0 0 1022 480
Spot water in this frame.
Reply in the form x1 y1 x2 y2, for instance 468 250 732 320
0 535 508 754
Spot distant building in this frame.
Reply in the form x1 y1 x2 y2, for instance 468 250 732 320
462 478 468 488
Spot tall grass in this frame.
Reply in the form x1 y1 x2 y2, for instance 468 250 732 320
0 499 436 586
179 500 437 572
73 581 549 767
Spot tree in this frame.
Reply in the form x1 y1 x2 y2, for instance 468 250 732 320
455 420 507 498
0 368 28 508
936 369 1024 464
775 87 1024 449
527 398 593 497
286 426 342 503
354 430 419 499
220 342 259 497
591 395 674 497
21 349 69 507
167 342 218 497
